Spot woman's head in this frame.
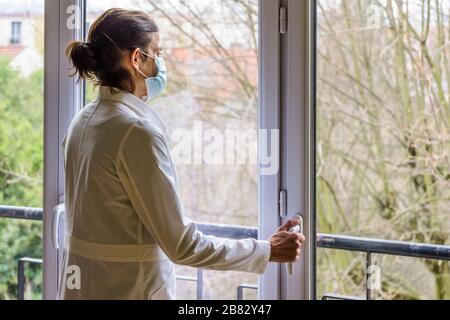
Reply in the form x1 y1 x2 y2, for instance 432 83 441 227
66 8 162 96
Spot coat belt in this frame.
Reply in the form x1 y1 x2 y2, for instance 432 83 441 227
65 235 169 263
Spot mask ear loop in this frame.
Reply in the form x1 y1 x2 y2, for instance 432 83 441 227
140 50 157 61
138 50 160 79
103 32 151 78
102 32 121 50
134 50 154 80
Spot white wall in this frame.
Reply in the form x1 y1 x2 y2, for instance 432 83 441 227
0 15 36 47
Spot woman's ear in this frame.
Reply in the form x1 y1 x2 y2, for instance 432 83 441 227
130 48 141 70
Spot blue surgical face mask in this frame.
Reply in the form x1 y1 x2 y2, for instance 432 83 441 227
135 50 167 101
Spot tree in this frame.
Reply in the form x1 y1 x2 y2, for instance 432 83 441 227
317 0 450 299
0 58 43 299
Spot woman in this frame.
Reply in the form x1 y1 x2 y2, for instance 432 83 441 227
60 8 304 300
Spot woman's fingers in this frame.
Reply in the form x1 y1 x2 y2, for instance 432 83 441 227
277 216 302 232
268 229 306 262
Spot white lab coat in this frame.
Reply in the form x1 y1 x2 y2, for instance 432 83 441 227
58 86 271 300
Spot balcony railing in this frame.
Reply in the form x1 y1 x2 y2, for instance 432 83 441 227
1 205 450 300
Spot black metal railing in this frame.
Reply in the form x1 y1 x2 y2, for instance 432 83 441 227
2 205 450 300
17 257 43 300
0 205 42 221
317 234 450 300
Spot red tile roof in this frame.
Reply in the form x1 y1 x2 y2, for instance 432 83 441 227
0 45 24 59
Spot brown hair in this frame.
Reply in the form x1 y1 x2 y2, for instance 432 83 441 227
65 8 158 92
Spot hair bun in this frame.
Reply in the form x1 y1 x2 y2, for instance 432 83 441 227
65 40 98 79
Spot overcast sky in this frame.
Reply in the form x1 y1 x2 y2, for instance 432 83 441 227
1 0 448 19
0 0 43 14
0 0 214 16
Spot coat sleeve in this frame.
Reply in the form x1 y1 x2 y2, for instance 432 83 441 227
116 119 271 274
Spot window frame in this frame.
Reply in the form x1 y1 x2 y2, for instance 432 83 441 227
43 0 316 300
43 0 85 300
275 0 316 300
258 0 282 300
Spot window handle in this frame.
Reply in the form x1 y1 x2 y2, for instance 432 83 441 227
287 214 303 275
51 203 65 250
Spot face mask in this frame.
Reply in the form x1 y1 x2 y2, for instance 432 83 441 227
135 50 167 101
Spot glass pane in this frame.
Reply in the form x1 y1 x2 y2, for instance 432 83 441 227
317 0 450 299
0 0 44 299
85 0 259 300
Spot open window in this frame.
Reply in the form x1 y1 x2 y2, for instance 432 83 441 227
42 0 290 300
82 0 275 300
1 0 318 301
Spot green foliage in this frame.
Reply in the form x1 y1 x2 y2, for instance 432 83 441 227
0 57 43 299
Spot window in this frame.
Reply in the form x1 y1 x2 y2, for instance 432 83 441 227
316 0 450 300
44 0 314 299
37 0 283 301
10 21 22 44
84 0 263 300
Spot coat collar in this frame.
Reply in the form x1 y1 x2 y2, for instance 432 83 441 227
97 86 168 134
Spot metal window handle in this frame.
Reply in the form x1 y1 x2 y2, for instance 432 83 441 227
51 203 65 250
287 214 303 275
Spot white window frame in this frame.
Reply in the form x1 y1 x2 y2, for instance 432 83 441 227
260 0 316 300
43 0 84 300
282 0 316 300
43 0 315 300
258 0 281 300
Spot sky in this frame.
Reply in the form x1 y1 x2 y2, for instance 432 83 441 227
0 0 216 14
1 0 448 26
0 0 43 14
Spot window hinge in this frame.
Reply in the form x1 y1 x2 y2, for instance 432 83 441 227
279 190 287 218
279 6 287 34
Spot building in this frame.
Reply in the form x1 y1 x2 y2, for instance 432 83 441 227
0 9 43 77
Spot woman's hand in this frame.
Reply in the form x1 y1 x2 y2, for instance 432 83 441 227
268 217 305 263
